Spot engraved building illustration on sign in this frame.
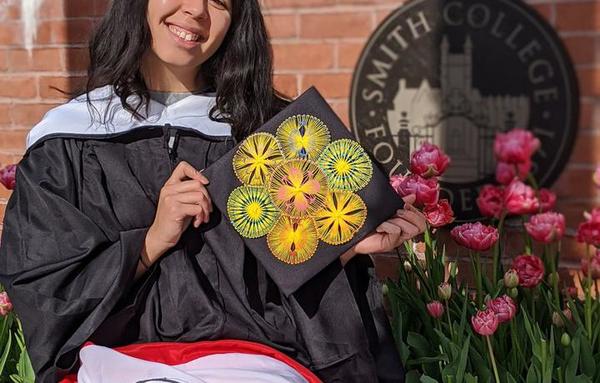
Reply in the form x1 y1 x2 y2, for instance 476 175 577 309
387 36 530 183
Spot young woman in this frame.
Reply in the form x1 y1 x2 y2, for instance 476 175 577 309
0 0 426 382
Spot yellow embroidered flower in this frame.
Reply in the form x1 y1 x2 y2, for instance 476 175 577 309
227 186 280 238
269 159 329 217
276 114 330 160
314 191 367 245
317 139 373 191
233 133 283 186
267 216 319 264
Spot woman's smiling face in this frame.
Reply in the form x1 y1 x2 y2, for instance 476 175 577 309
146 0 232 68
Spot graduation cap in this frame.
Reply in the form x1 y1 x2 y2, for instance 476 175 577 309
204 87 404 295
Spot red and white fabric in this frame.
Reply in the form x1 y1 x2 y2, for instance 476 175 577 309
60 339 321 383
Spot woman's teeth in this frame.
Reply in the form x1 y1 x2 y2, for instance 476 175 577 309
168 24 200 42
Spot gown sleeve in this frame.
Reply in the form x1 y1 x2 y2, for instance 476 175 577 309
0 138 151 383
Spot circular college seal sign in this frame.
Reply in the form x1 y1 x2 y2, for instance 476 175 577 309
350 0 579 221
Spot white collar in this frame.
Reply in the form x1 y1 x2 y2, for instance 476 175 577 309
25 85 232 151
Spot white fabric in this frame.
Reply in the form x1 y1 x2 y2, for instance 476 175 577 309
77 344 308 383
26 85 232 150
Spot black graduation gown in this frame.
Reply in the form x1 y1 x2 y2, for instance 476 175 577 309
0 89 404 383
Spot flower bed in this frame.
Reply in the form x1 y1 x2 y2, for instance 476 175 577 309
386 129 600 382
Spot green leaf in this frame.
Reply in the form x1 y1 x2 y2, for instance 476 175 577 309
420 375 439 383
405 370 423 383
406 355 449 367
505 372 517 383
16 349 35 383
0 330 12 376
456 333 471 383
464 373 478 383
469 346 491 383
407 331 433 358
0 313 13 352
580 335 596 377
572 375 593 383
565 331 581 381
526 365 540 383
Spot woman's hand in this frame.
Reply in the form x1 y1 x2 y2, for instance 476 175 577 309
145 161 213 264
340 194 427 265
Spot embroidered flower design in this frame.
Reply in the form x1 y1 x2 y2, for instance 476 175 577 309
227 114 373 264
314 191 367 245
233 132 283 186
269 159 329 217
317 139 373 191
276 114 330 160
227 186 280 238
267 216 319 264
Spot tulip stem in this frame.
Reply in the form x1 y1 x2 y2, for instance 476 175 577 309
470 251 483 308
510 319 525 375
547 243 560 309
527 172 539 191
493 212 507 283
486 336 501 383
475 252 483 308
585 246 593 342
521 217 533 255
445 301 455 340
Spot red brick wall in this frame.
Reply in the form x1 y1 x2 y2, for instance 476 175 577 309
0 0 599 266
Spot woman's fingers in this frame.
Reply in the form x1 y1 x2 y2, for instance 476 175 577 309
166 181 212 210
402 193 416 205
376 221 403 234
381 217 421 238
178 202 211 222
396 208 427 233
165 161 209 186
175 190 213 211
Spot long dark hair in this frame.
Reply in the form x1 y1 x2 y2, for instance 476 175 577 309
84 0 289 140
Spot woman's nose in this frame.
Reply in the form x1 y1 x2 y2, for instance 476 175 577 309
181 0 209 20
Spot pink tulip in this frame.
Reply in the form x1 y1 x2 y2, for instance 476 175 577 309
476 184 504 219
512 254 545 288
451 222 499 252
410 142 450 178
389 174 405 195
427 301 445 319
394 174 439 207
0 164 16 190
494 128 541 164
524 212 566 243
0 292 12 316
539 189 557 212
495 160 531 185
487 295 517 324
581 250 600 279
471 309 499 336
504 180 539 215
423 199 455 227
577 208 600 247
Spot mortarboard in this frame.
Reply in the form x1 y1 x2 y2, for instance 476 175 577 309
204 86 404 296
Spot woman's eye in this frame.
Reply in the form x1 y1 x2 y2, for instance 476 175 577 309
210 0 228 9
